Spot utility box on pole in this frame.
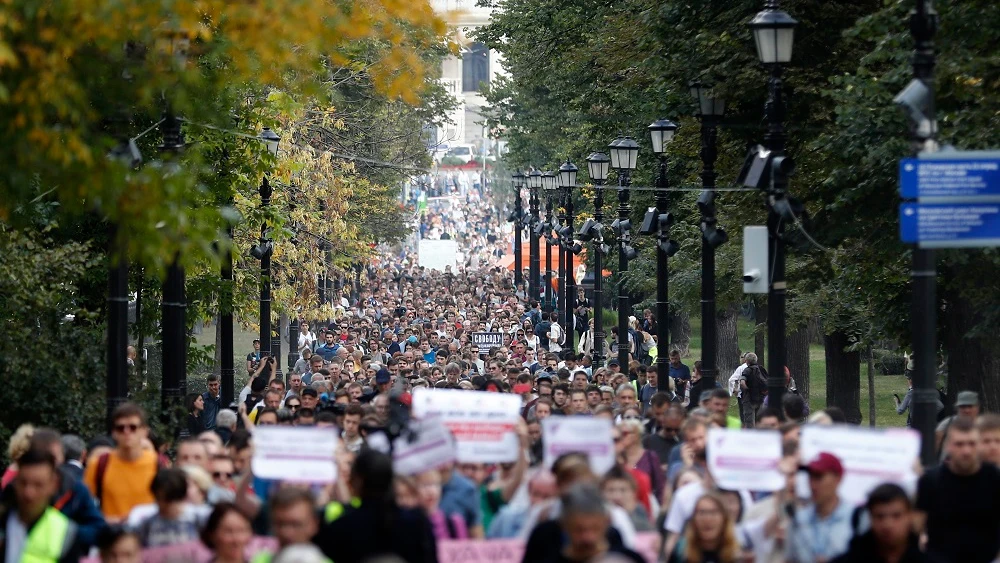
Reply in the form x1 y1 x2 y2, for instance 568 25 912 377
743 226 769 294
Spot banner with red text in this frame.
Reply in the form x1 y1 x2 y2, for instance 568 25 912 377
412 388 522 463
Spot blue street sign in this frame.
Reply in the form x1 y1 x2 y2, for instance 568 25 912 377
899 155 1000 199
899 203 1000 248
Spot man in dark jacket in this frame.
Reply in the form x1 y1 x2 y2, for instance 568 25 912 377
832 483 933 563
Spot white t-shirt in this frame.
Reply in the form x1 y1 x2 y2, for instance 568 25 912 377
548 323 563 353
728 363 748 398
297 331 316 352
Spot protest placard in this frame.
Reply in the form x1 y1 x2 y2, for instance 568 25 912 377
798 424 920 505
542 416 615 474
251 426 338 482
412 388 522 463
471 332 504 350
707 428 784 492
393 417 458 475
435 533 659 563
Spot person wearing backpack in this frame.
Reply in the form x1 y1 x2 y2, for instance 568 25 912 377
738 353 768 428
83 403 159 523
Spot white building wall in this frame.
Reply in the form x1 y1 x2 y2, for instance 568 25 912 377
431 0 504 155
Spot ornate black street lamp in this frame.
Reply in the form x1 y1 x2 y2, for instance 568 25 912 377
691 82 727 384
528 169 542 304
253 128 281 380
511 171 526 288
558 160 579 352
584 152 610 368
647 119 679 391
542 170 558 314
749 0 797 407
608 136 639 369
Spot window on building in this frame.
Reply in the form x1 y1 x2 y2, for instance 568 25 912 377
462 42 489 92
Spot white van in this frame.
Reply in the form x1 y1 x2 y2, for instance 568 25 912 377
445 145 476 164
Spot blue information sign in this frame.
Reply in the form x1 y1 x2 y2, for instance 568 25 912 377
899 156 1000 199
899 203 1000 248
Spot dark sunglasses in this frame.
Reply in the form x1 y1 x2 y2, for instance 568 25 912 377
286 403 301 409
114 423 139 433
213 472 234 479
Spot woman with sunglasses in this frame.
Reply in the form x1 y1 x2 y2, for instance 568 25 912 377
522 323 539 351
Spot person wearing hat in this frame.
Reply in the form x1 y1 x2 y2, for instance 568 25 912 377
299 387 320 411
374 368 392 395
786 452 856 563
936 390 980 457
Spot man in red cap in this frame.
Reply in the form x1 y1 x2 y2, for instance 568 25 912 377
786 452 856 563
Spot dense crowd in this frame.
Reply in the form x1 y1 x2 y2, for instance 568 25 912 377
2 181 999 563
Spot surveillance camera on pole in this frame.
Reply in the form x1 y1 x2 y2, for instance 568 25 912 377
743 226 768 294
894 78 938 149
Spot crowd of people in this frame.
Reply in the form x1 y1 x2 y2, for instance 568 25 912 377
2 180 999 563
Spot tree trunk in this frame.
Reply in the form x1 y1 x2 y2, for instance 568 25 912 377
825 330 862 424
867 345 876 427
754 296 767 364
807 317 823 346
787 325 810 406
213 314 222 376
716 306 741 384
669 310 691 358
942 287 1000 413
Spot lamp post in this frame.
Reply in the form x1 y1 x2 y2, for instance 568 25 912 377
542 170 557 314
586 153 610 368
750 0 797 408
556 180 568 321
512 172 525 288
609 136 639 369
253 128 281 374
901 0 939 465
106 228 129 428
160 110 188 424
528 169 542 305
692 82 727 384
648 120 679 391
220 216 236 407
559 161 579 352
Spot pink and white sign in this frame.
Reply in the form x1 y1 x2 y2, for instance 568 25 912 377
542 416 615 474
707 428 784 491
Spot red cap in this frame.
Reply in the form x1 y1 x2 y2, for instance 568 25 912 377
398 393 412 406
805 452 844 476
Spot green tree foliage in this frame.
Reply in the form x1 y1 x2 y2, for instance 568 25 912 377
0 227 105 452
481 0 1000 407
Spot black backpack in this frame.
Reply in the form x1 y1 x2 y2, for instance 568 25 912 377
745 365 769 403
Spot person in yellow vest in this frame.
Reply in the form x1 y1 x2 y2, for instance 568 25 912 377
250 488 329 563
0 447 80 562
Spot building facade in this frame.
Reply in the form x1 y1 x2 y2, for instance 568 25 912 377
431 0 504 156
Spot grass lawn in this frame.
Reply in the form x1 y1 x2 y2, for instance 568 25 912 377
685 316 908 428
